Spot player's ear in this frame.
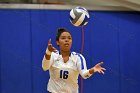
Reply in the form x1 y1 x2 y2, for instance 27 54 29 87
56 41 59 46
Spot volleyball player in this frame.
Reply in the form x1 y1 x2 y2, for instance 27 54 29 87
42 28 106 93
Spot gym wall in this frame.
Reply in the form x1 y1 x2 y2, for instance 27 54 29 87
0 9 140 93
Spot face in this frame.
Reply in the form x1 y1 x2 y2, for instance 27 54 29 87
57 32 72 52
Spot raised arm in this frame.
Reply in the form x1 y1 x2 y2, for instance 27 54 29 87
42 39 57 71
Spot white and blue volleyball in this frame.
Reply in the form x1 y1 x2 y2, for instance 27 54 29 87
69 6 90 27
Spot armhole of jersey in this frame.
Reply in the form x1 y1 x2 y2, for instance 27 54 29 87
73 52 85 70
78 54 84 70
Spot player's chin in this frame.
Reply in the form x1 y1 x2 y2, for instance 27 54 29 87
63 47 71 52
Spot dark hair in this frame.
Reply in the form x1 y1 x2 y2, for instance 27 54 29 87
56 28 72 41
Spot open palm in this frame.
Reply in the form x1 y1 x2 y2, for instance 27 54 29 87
93 62 106 74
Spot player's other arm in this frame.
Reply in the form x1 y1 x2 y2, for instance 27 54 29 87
77 54 106 79
77 54 92 79
42 39 57 71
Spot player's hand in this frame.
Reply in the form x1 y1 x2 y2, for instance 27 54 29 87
47 39 57 52
46 39 57 55
93 62 106 74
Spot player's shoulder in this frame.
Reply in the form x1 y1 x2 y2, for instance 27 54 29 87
71 52 84 58
71 52 86 65
71 51 78 56
71 51 83 55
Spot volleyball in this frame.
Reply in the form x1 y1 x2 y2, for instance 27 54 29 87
69 6 90 27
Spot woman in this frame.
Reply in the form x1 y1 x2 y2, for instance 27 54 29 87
42 28 106 93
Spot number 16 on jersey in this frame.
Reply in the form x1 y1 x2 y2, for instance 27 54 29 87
60 70 69 79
